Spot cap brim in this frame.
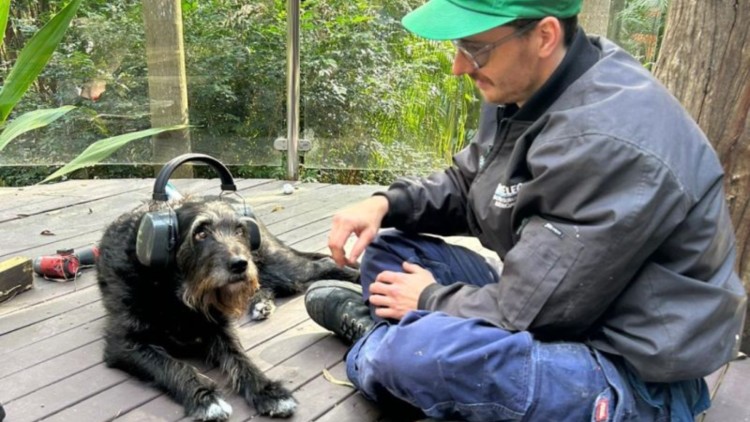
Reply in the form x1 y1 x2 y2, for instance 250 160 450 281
402 0 515 40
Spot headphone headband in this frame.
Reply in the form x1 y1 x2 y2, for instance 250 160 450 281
138 153 260 268
153 153 237 201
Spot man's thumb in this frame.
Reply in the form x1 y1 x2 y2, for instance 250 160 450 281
402 261 425 273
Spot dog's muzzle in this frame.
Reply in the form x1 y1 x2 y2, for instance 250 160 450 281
228 257 249 283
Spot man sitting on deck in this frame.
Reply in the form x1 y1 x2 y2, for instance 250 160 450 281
304 0 747 420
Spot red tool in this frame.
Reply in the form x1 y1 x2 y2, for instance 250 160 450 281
33 245 100 280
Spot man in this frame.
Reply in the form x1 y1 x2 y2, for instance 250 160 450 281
305 0 747 420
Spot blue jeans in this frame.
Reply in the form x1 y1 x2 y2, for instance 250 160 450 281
346 230 671 421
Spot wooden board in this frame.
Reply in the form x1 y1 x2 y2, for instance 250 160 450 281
701 358 750 421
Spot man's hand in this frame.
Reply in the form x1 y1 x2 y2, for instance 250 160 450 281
328 195 389 267
368 262 436 320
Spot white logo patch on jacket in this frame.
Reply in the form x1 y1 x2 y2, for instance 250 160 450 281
493 182 523 209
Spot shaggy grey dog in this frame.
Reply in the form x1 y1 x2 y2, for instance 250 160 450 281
96 198 358 421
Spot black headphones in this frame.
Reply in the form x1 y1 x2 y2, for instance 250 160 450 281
135 153 262 268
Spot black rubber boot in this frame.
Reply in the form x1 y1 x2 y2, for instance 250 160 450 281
305 280 374 344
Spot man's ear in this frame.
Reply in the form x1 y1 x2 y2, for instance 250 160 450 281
535 16 565 59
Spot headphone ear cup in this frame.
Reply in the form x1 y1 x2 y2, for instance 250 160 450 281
243 217 262 251
136 210 178 268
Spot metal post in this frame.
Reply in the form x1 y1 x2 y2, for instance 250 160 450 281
285 0 301 180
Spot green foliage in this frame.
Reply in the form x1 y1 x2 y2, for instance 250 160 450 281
3 0 151 164
0 0 82 122
2 0 481 183
300 0 478 173
0 0 9 46
0 165 56 186
0 106 75 151
301 167 400 186
374 39 479 164
42 124 189 182
616 0 669 68
0 163 156 186
0 1 188 183
180 0 479 171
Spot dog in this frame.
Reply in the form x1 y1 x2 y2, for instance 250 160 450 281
96 197 358 421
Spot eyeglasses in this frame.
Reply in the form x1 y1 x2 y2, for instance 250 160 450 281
451 20 539 70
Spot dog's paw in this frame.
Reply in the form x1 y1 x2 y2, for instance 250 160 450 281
190 394 232 421
250 381 297 418
250 298 276 321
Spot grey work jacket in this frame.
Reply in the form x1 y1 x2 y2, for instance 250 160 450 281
378 33 746 382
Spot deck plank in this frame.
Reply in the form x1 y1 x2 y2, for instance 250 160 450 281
702 358 750 421
0 300 104 355
252 361 355 422
0 179 152 223
41 379 163 422
0 340 105 403
314 393 381 422
0 285 101 336
0 318 103 380
3 363 129 422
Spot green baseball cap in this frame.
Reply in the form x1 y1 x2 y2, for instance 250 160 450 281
402 0 582 40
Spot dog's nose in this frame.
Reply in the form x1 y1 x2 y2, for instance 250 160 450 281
229 257 248 274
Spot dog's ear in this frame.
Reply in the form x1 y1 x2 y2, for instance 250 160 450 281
241 217 262 251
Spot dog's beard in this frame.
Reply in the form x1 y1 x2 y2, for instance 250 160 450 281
182 272 259 320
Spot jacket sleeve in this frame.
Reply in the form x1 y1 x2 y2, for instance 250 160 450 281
377 102 499 236
377 165 472 236
419 133 692 337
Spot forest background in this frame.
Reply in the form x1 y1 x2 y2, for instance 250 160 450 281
0 0 666 185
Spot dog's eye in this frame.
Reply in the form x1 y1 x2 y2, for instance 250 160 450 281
234 226 244 236
194 230 208 241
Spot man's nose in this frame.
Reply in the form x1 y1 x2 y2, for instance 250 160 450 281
451 50 475 76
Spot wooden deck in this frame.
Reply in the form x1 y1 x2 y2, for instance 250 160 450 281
0 179 747 422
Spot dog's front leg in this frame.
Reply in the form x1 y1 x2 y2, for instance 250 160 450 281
209 332 297 418
104 340 232 421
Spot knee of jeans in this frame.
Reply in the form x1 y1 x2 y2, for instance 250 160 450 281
365 327 438 393
360 231 411 283
371 341 421 377
365 229 408 254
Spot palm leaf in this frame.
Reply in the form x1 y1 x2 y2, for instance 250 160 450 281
41 125 189 183
0 0 83 123
0 106 76 152
0 0 10 47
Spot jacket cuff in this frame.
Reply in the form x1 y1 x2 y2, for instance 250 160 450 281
418 283 443 310
373 189 412 228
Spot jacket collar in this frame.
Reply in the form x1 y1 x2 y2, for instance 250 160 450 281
511 27 600 122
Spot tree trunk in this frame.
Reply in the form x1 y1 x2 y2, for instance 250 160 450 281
142 0 192 177
653 0 750 352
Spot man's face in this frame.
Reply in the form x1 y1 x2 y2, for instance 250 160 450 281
451 24 542 105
